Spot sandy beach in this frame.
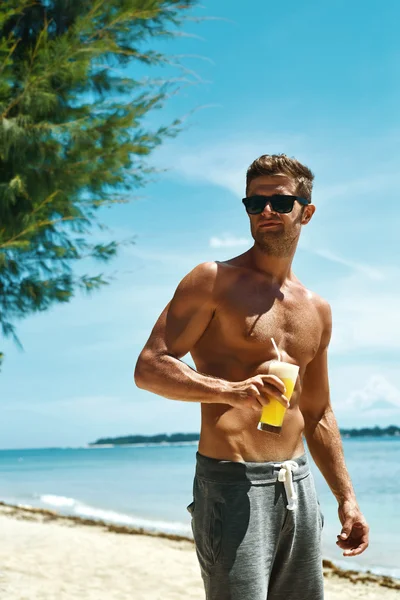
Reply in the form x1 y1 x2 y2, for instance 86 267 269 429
0 503 398 600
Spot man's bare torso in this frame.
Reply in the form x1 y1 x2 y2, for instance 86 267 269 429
191 256 325 463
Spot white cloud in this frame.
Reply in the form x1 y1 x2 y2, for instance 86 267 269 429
327 365 400 428
123 246 204 270
158 134 306 197
303 246 384 281
331 309 393 354
314 171 399 202
331 294 400 354
320 266 400 354
346 374 400 410
209 233 250 248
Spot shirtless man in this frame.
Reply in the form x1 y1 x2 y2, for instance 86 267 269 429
134 154 369 600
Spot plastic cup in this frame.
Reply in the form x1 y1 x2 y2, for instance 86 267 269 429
257 361 300 434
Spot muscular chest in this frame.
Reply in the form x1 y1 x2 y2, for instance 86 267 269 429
214 278 321 364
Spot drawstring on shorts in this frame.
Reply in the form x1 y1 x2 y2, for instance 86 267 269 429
274 460 299 511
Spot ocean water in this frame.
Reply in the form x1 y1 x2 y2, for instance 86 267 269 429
0 438 399 579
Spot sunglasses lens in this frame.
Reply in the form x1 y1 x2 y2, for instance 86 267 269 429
270 197 295 213
244 197 265 214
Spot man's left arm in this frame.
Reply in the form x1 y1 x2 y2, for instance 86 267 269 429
300 299 369 558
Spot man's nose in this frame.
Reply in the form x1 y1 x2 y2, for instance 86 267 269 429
261 200 275 216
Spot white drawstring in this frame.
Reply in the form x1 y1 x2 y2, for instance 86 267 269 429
275 460 299 511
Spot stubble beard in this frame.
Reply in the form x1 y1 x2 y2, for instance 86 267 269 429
252 218 302 258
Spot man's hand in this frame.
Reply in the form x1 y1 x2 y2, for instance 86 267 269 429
223 374 289 411
337 500 369 557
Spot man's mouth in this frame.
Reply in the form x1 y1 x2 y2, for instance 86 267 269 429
259 221 282 228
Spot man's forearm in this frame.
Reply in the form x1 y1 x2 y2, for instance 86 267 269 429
134 352 230 404
304 407 357 504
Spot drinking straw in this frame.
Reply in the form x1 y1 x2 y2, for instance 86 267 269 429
271 338 281 362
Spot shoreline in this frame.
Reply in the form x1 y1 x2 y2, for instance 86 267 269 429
0 501 191 543
1 501 399 591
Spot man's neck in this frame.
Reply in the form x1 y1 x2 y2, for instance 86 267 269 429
247 243 296 286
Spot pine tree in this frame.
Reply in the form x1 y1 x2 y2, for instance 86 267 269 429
0 0 198 369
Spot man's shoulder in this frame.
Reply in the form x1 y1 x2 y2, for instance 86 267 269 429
310 290 331 314
179 261 241 303
293 283 332 351
190 261 219 278
178 261 229 294
188 260 237 283
298 283 332 322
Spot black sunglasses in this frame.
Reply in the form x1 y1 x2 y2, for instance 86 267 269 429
242 194 311 215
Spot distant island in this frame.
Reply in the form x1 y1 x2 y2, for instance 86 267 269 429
89 426 400 446
340 425 400 438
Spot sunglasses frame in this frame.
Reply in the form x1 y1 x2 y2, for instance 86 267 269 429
242 194 311 215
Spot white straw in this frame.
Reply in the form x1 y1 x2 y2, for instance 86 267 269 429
271 338 281 362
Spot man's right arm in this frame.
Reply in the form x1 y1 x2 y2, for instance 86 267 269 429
134 262 288 410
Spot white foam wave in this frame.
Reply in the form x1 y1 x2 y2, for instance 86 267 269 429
38 494 192 537
40 494 76 508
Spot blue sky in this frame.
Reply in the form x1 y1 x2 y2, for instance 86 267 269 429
1 0 400 449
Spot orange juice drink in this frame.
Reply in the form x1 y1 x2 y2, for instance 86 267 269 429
258 361 299 434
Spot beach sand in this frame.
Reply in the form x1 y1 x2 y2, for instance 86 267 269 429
0 503 399 600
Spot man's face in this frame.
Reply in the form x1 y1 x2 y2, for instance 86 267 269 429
245 175 314 257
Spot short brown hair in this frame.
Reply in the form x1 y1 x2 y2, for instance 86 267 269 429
246 154 314 201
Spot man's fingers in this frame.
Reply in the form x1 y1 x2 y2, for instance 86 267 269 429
258 386 288 408
341 541 369 557
258 374 286 394
244 388 262 411
250 378 289 407
337 520 367 542
336 539 353 549
248 400 262 412
336 521 369 557
339 521 353 539
352 541 369 555
274 393 290 408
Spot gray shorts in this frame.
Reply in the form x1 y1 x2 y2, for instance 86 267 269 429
187 452 324 600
